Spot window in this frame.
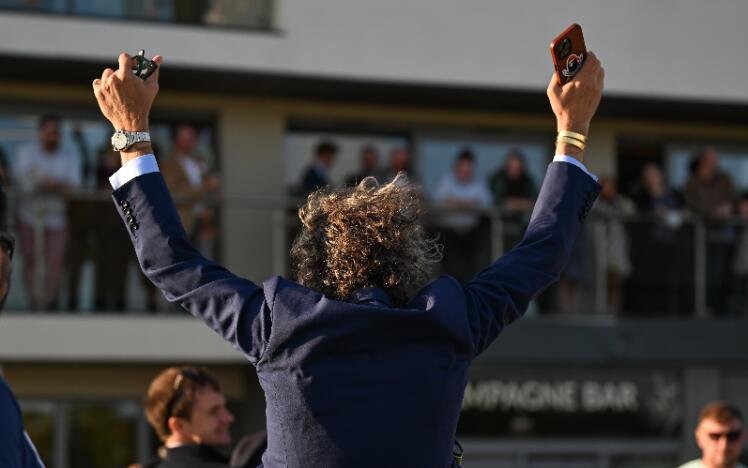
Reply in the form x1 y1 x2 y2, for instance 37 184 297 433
0 109 218 313
21 399 147 468
0 0 274 30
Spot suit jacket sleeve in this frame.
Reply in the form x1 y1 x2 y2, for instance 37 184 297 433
112 172 271 364
463 161 601 356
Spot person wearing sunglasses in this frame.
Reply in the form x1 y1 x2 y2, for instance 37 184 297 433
679 401 747 468
0 233 45 467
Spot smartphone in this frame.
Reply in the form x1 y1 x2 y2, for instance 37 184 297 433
132 49 158 80
550 24 587 85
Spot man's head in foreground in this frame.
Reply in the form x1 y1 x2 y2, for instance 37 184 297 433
291 174 442 307
145 367 234 447
695 401 745 468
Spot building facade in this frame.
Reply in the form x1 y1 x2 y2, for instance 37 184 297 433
1 1 748 466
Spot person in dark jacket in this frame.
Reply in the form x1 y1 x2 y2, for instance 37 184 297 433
298 140 338 197
0 232 46 467
94 50 604 468
142 366 236 468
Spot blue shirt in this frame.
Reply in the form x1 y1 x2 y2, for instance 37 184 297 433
0 375 45 467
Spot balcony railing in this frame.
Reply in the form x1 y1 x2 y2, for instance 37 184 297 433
3 189 745 318
0 0 274 31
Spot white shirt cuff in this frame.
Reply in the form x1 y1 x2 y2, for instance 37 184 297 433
553 155 598 182
109 154 160 190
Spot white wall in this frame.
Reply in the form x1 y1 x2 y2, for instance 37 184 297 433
1 0 747 103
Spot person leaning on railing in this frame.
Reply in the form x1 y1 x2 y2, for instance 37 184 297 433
93 49 603 467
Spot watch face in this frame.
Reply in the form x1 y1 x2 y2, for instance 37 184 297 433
111 132 129 150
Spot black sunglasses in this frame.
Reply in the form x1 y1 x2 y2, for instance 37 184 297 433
708 430 743 442
162 369 200 434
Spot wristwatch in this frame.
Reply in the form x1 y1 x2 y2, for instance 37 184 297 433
111 130 151 151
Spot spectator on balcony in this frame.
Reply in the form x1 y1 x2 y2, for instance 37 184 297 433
383 147 411 182
434 149 493 281
298 140 338 198
685 148 734 221
90 146 135 311
592 176 635 314
629 163 689 315
161 124 220 248
14 114 82 310
345 145 385 185
633 163 683 223
489 150 538 250
685 147 735 315
489 150 537 217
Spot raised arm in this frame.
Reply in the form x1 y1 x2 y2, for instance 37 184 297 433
92 53 270 364
464 52 605 355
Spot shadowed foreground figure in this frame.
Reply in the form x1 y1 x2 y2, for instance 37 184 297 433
0 232 46 467
93 50 604 467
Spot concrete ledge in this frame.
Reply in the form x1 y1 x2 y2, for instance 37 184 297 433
0 314 243 362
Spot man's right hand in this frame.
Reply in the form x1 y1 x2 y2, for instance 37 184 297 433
547 51 605 160
92 53 162 163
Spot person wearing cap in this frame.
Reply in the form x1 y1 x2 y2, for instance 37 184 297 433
0 233 46 467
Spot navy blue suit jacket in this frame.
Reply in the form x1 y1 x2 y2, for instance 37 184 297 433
0 376 45 468
113 161 600 468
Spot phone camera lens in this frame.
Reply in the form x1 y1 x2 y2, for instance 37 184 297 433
557 38 571 59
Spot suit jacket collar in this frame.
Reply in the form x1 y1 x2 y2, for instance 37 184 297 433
347 287 393 307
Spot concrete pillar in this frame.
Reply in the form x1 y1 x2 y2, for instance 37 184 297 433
584 124 616 177
219 104 286 282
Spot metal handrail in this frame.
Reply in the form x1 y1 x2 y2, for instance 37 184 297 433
5 188 745 317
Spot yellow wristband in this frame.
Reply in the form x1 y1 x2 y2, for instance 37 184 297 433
558 130 588 143
556 136 586 151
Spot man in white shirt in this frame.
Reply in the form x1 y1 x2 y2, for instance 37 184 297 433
678 401 747 468
13 115 82 310
434 149 493 280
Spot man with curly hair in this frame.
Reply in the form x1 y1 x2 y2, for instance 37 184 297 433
93 49 603 467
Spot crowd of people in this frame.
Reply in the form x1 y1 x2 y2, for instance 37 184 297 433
5 113 748 317
293 141 748 316
1 45 746 468
3 117 219 312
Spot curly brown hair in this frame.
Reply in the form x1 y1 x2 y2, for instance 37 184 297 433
291 174 442 306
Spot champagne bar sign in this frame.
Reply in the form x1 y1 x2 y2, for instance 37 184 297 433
463 379 638 413
458 372 682 436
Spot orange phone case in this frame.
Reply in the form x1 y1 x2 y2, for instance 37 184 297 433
550 23 587 85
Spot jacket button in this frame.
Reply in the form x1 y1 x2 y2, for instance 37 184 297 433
126 215 134 224
120 200 129 208
124 208 132 216
132 223 139 231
